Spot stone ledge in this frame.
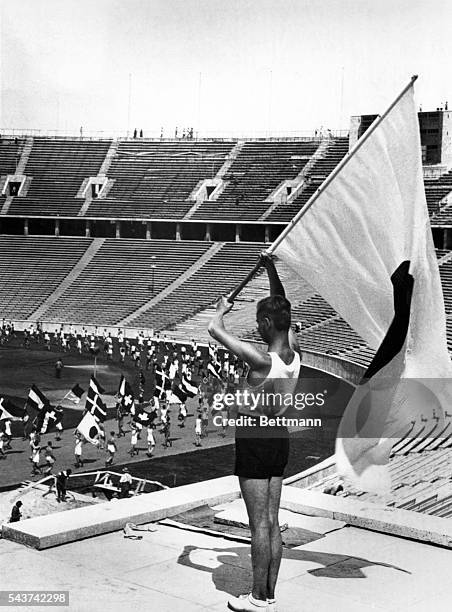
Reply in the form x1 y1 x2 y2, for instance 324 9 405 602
280 486 452 548
2 476 240 550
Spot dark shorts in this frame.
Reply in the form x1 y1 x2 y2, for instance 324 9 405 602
234 421 289 479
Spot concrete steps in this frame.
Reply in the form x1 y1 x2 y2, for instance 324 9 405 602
183 141 246 220
1 136 34 215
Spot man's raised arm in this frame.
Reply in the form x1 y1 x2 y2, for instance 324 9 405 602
261 254 300 353
208 297 270 374
261 253 285 297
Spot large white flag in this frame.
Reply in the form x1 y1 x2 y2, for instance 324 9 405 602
273 80 452 492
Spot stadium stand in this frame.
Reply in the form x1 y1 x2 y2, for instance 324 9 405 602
0 236 263 330
87 140 235 219
266 137 349 222
0 235 93 320
438 258 452 314
0 137 25 176
191 140 320 220
41 238 211 325
424 169 452 217
291 294 337 330
1 133 452 362
6 137 112 216
129 242 265 330
293 439 452 518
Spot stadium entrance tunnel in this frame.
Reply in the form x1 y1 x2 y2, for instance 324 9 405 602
28 218 55 236
120 221 147 239
0 217 24 234
210 223 235 242
88 219 116 238
180 222 207 241
59 219 87 236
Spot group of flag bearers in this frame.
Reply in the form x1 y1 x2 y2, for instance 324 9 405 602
0 339 240 474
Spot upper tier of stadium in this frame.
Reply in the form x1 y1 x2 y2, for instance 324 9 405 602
1 127 452 230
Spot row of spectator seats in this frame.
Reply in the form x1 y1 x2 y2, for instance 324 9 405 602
299 446 452 518
424 169 452 217
0 235 92 319
3 135 452 225
438 259 452 314
291 294 337 330
0 137 25 177
130 243 265 330
267 137 349 222
43 239 211 325
191 141 319 220
6 138 111 217
0 236 266 330
88 140 235 219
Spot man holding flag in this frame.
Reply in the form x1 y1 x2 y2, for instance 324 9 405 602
76 375 107 446
209 255 300 612
210 76 452 611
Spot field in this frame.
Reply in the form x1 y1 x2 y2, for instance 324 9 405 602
0 336 352 491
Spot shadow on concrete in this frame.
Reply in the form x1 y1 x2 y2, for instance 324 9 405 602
177 544 411 596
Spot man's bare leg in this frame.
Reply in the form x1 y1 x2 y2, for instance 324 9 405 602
267 476 283 599
239 476 271 601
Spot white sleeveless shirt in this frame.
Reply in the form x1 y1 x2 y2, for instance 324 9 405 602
243 351 301 417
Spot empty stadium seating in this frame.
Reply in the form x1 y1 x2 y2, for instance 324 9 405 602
87 140 235 219
424 169 452 218
438 259 452 314
130 242 265 330
7 138 112 216
42 239 212 325
0 235 92 319
0 137 25 177
191 140 319 220
1 135 449 226
297 444 452 518
267 137 349 222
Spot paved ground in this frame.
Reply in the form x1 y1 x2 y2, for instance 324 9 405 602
1 518 450 611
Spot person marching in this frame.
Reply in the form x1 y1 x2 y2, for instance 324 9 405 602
43 441 56 476
178 402 187 428
129 424 139 456
74 433 84 468
31 437 41 476
162 416 172 448
146 424 156 457
194 413 202 447
0 432 7 459
105 431 117 467
116 402 126 437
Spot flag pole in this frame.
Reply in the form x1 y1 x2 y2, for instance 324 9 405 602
227 75 418 302
266 75 418 256
228 257 265 302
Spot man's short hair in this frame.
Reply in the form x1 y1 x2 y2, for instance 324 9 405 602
256 295 291 331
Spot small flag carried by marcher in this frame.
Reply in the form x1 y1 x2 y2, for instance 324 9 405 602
66 384 85 404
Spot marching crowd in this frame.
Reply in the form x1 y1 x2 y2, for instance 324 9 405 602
0 320 245 484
